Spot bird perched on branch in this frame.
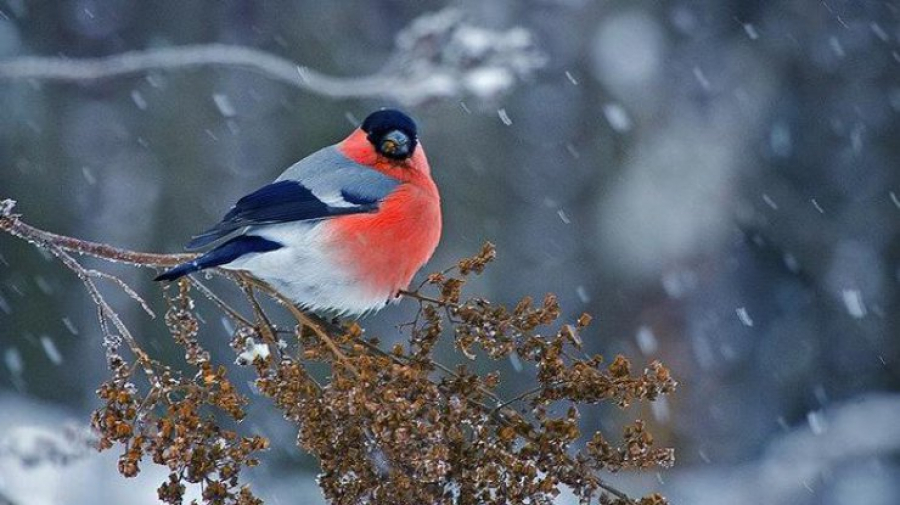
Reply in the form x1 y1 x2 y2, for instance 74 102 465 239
155 109 442 315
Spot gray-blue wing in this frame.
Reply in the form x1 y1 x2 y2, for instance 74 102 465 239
186 146 399 250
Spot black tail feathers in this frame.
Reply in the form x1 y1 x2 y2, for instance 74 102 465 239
153 260 201 282
154 235 283 282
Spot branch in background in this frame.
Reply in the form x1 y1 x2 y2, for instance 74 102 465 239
0 9 544 106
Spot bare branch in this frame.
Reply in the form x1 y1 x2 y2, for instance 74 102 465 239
49 245 141 355
88 268 156 318
187 276 254 328
0 199 193 268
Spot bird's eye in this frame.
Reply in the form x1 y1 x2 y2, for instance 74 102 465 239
377 130 412 159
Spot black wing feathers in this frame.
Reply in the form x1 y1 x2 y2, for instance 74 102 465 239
223 181 330 224
186 180 377 250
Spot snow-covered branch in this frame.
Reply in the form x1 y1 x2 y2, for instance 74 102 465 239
0 9 544 106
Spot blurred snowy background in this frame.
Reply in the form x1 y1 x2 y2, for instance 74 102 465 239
1 1 899 504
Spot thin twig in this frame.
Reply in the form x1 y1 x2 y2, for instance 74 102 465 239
48 246 145 361
186 276 254 328
88 268 155 318
492 385 545 414
399 289 447 307
598 481 638 504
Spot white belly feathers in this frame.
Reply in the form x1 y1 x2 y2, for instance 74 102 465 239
221 222 392 316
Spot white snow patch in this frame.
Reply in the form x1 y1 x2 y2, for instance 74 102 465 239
870 22 890 42
62 317 78 336
889 191 900 209
576 285 591 303
454 25 493 56
81 166 96 185
34 275 53 295
220 317 235 336
463 67 513 99
130 90 147 110
692 66 711 91
508 353 523 373
602 102 632 133
651 395 670 422
841 289 866 319
636 326 658 354
829 36 845 58
811 198 825 214
806 410 827 435
236 338 270 365
783 253 800 273
769 122 792 157
4 347 22 376
212 93 236 118
661 270 698 298
39 336 63 365
743 23 759 40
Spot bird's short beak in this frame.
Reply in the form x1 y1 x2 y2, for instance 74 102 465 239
381 130 410 158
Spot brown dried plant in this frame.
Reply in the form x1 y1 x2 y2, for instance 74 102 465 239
0 198 676 505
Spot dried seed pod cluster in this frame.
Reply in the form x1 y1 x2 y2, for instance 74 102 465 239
92 284 267 505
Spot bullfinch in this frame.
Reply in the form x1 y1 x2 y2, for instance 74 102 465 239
155 109 442 315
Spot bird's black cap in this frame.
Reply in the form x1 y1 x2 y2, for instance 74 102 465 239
362 109 417 138
361 109 418 159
